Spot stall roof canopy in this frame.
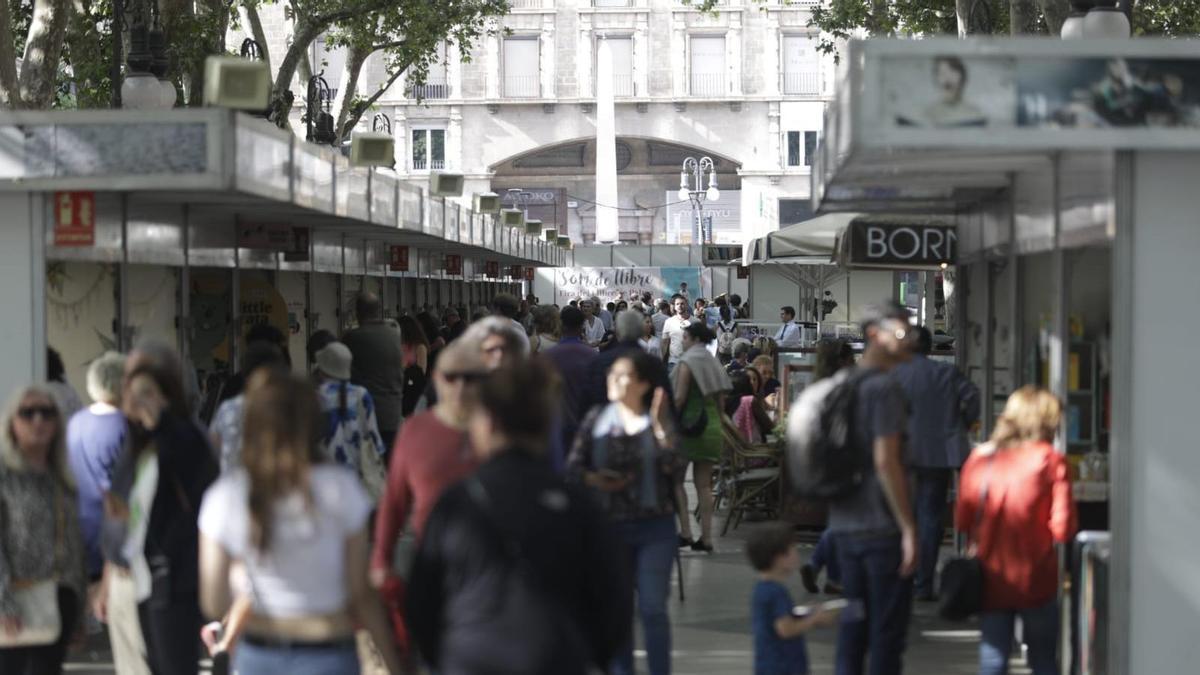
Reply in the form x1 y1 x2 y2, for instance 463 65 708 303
744 212 858 265
812 38 1200 217
0 109 559 270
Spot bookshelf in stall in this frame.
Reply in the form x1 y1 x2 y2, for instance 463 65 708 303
1036 340 1111 514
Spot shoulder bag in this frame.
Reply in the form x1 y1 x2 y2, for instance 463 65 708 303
938 452 996 622
0 483 65 647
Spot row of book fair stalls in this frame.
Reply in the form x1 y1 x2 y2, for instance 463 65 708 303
808 38 1200 675
0 109 557 422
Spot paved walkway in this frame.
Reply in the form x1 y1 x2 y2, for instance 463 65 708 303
66 523 1029 675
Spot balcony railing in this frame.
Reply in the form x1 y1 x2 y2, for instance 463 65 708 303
508 0 545 8
689 73 726 97
411 158 446 171
409 79 450 100
593 0 641 7
609 74 634 97
504 74 541 98
782 71 820 96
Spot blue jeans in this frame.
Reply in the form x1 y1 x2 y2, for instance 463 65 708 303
233 639 359 675
833 532 913 675
979 600 1059 675
811 530 841 584
612 515 676 675
912 468 952 597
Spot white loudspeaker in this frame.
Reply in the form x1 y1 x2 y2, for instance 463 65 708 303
500 209 525 227
204 56 271 110
430 172 465 197
524 218 543 235
557 236 571 248
475 192 502 213
543 228 558 242
350 133 395 167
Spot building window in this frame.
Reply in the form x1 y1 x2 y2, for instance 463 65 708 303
503 37 540 98
409 44 450 99
411 128 445 171
785 130 818 167
782 35 820 95
596 37 634 97
689 35 725 96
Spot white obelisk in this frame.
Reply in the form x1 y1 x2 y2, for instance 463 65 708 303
594 35 619 244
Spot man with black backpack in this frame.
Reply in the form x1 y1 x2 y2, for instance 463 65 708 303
790 301 917 675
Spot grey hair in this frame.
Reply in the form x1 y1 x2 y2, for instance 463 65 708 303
731 338 752 358
615 310 644 341
460 316 529 357
86 351 127 404
0 384 75 489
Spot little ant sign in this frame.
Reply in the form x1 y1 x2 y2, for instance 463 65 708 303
843 221 957 269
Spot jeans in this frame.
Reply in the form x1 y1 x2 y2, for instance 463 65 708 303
811 530 842 584
833 533 913 675
234 639 359 675
612 515 676 675
912 468 952 597
0 587 79 675
979 600 1059 675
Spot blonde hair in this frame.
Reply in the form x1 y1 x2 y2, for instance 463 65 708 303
752 336 778 359
0 384 75 489
988 386 1062 451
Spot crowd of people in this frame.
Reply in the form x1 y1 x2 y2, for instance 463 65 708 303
0 292 1076 675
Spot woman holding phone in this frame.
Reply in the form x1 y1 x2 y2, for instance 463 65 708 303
568 351 685 675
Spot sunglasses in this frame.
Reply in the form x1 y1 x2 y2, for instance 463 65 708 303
17 405 57 421
441 371 485 383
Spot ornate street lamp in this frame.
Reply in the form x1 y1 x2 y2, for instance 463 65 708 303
121 0 175 109
306 73 337 145
677 156 719 244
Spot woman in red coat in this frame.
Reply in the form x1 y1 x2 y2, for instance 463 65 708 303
955 386 1076 675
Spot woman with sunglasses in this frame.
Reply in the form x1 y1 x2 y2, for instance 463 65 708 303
371 341 485 662
0 387 84 674
568 351 685 675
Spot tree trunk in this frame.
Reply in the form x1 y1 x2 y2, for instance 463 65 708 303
0 0 22 107
333 45 369 143
1011 0 1043 33
271 20 323 129
241 2 272 73
19 0 72 107
1039 0 1071 34
864 0 892 35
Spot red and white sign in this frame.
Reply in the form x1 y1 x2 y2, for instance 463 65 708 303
444 254 462 276
509 265 523 280
524 267 535 281
54 191 96 247
389 245 409 272
485 260 500 278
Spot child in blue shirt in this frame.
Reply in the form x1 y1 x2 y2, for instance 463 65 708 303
748 523 840 675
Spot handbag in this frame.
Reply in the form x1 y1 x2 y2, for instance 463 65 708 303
358 430 388 502
938 453 995 622
0 484 65 647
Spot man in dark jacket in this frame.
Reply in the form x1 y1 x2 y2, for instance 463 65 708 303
342 292 406 452
584 310 673 418
891 326 981 601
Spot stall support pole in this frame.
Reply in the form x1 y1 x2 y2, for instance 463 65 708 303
180 205 191 362
117 194 131 352
231 239 241 373
0 193 46 397
1049 154 1071 449
1007 177 1023 390
982 260 995 440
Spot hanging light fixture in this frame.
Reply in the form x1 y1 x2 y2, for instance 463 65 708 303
1083 0 1131 38
147 8 176 108
705 168 720 201
1061 0 1092 39
120 6 160 109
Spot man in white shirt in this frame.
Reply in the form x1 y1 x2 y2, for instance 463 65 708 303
661 295 693 368
581 299 607 348
651 300 671 337
775 306 803 348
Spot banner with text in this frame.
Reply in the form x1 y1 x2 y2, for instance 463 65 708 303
553 267 709 307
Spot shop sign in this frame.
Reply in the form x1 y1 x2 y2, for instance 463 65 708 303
737 266 750 279
524 267 535 282
845 221 957 269
54 191 95 247
445 254 462 276
389 245 409 272
283 227 310 262
237 222 308 259
509 265 523 279
553 267 711 307
485 260 500 278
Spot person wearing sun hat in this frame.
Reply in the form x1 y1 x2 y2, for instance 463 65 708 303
313 342 387 499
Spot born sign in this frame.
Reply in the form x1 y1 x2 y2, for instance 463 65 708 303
846 222 957 269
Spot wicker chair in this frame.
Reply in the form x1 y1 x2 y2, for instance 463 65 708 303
718 412 782 535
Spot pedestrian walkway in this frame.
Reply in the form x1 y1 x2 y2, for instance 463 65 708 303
65 517 1035 675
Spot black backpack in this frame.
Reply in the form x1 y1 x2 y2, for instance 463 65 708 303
784 367 875 499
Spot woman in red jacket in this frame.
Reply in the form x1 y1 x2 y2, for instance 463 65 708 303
955 386 1076 675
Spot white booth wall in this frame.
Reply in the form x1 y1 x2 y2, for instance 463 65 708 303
47 261 117 405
